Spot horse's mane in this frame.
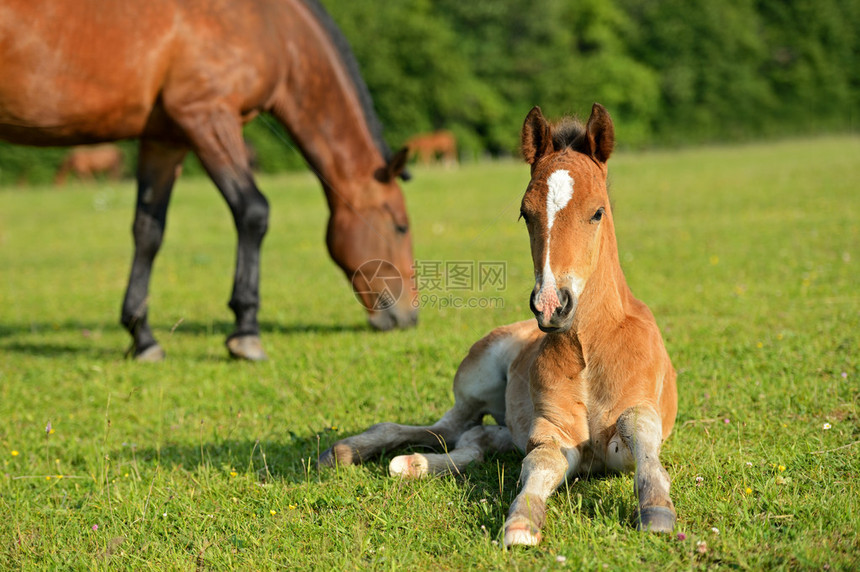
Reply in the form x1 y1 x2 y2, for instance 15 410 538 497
551 117 587 151
299 0 394 164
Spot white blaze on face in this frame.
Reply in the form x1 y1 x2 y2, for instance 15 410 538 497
542 169 574 277
535 169 575 320
545 169 575 230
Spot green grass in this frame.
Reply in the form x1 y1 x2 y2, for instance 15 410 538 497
1 136 858 569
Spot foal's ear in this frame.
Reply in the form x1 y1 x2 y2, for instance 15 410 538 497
376 146 411 183
521 106 554 167
585 103 615 164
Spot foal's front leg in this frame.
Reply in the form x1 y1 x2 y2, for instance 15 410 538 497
616 406 676 532
504 415 585 547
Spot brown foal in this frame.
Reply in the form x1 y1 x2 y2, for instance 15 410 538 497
319 104 678 546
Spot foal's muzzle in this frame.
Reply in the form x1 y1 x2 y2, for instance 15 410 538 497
530 285 575 333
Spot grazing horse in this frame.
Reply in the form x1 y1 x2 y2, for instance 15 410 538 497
319 104 678 546
55 145 125 185
405 130 458 166
0 0 418 361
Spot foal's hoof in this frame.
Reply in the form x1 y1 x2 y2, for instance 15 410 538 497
134 344 166 362
636 506 676 533
389 453 429 478
317 443 355 469
504 519 543 547
226 335 267 361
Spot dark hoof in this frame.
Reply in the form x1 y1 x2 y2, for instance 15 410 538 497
133 344 166 362
636 506 676 533
226 335 267 361
317 443 355 469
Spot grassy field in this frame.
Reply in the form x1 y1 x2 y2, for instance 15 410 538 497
1 136 858 570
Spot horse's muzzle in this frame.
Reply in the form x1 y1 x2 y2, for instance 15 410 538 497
368 305 419 331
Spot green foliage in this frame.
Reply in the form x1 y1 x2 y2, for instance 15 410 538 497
1 137 859 568
1 0 858 183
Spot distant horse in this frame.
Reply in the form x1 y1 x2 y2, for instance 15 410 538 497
405 130 457 166
319 104 678 546
0 0 418 361
55 145 124 185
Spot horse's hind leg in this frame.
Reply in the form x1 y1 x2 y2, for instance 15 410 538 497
121 139 187 361
615 406 676 533
173 105 269 360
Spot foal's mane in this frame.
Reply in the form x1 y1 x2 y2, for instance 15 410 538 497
299 0 395 163
551 117 587 152
548 116 613 198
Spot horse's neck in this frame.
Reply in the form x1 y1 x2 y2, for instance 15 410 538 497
271 5 383 208
569 220 629 350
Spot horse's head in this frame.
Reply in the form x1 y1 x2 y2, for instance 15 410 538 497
519 104 615 333
326 147 419 330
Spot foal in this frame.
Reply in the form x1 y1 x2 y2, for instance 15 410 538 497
319 104 678 546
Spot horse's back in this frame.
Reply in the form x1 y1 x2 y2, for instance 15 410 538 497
0 0 284 145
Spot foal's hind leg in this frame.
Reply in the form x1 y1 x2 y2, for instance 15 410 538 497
317 379 503 468
389 424 514 477
121 140 187 361
317 409 481 469
319 327 516 469
615 406 676 533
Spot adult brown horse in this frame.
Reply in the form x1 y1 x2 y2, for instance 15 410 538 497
405 130 458 167
0 0 418 360
55 145 124 185
319 104 678 545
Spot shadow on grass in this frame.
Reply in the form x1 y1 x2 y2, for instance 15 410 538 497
114 432 343 485
115 433 641 535
132 433 637 527
0 318 370 358
449 449 641 534
0 318 369 338
0 340 121 359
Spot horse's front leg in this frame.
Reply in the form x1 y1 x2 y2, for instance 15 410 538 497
121 139 187 361
615 406 676 532
504 415 586 547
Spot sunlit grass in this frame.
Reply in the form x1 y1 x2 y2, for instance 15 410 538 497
1 136 858 569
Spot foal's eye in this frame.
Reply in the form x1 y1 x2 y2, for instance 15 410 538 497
590 207 605 223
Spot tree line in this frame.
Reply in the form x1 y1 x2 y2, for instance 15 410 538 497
2 0 857 184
